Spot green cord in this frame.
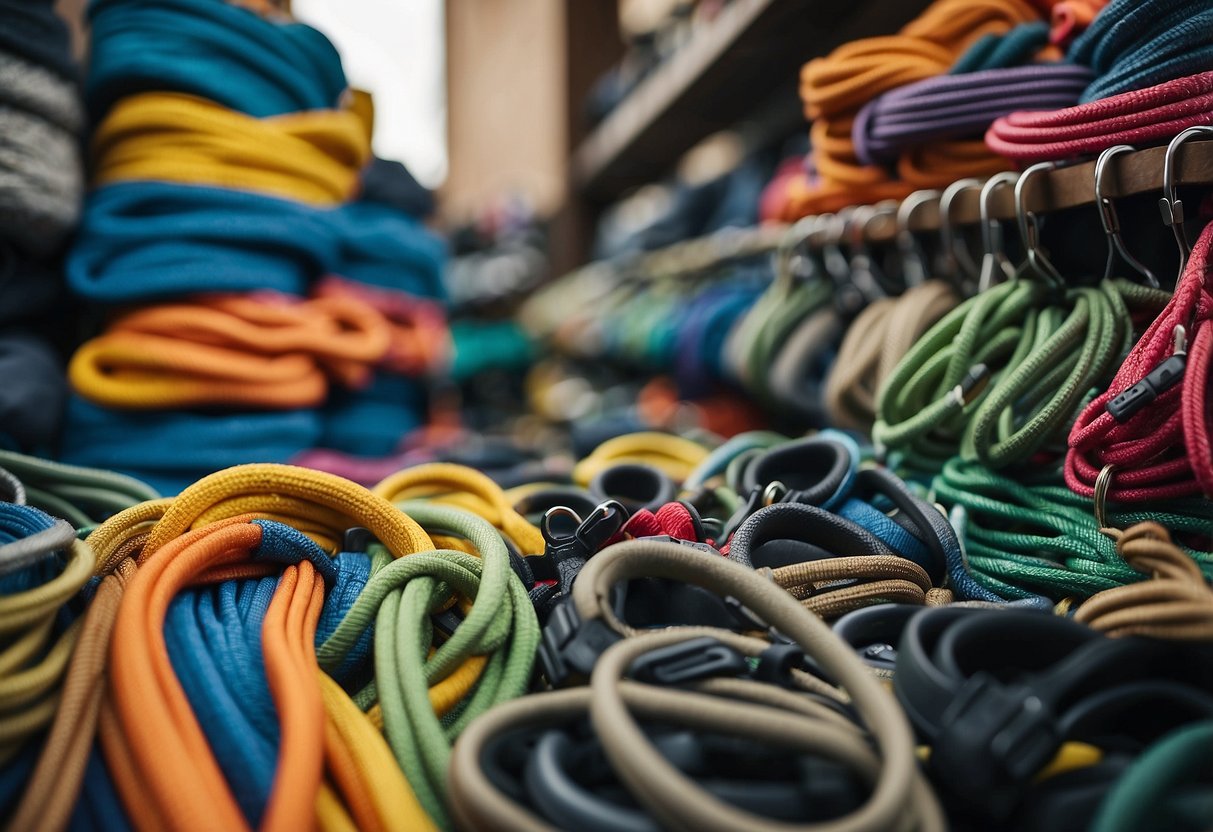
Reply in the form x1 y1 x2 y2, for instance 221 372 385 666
875 279 1040 471
0 450 159 531
746 280 833 406
933 457 1213 600
316 502 539 829
876 279 1170 473
1091 721 1213 832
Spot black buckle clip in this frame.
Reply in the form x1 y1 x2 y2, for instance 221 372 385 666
630 636 749 685
341 526 378 554
536 500 628 589
537 596 623 688
932 672 1061 819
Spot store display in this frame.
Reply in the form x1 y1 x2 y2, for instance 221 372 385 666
2 0 1213 829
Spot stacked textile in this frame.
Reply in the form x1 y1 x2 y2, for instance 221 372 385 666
0 0 83 454
764 0 1130 220
59 0 449 494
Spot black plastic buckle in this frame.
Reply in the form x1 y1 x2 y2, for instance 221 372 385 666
752 642 808 688
718 485 766 544
537 596 623 688
537 500 628 590
341 526 377 553
932 671 1061 820
630 636 748 685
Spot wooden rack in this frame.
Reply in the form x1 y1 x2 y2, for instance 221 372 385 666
571 0 933 203
599 138 1213 273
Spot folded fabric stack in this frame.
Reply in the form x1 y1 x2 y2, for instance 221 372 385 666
0 0 83 455
764 0 1128 220
309 158 449 462
59 0 449 494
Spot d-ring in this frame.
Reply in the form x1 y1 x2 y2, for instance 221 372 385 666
1093 464 1117 530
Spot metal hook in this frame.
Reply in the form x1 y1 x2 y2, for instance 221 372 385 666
897 189 941 288
977 172 1019 293
1159 126 1213 273
1095 145 1159 287
819 209 854 284
938 178 983 287
1015 161 1066 288
846 200 897 301
774 214 822 287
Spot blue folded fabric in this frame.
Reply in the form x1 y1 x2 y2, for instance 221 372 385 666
360 156 434 219
319 375 426 457
334 202 448 301
0 333 65 455
59 397 322 495
0 0 77 81
86 0 348 118
1069 0 1213 102
68 182 340 302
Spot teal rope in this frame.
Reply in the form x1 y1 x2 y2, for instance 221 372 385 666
1091 721 1213 832
933 457 1213 600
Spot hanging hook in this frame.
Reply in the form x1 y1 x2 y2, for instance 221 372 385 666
977 172 1019 293
1159 126 1213 273
938 178 983 288
897 189 941 288
845 200 897 301
1015 161 1066 289
1095 145 1159 287
773 214 822 288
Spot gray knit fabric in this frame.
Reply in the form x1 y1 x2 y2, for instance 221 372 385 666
0 52 83 256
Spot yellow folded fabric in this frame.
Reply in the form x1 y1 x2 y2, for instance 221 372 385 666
91 92 371 205
69 294 391 410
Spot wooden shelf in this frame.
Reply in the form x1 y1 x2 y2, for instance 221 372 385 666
571 0 934 202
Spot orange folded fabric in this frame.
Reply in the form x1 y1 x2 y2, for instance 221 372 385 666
69 293 391 409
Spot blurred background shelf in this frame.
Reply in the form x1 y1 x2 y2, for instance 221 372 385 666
572 0 934 203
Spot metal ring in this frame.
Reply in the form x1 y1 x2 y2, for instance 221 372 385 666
1093 464 1117 530
541 505 584 540
762 480 788 507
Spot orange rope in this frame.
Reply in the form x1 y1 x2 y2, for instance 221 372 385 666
70 293 391 410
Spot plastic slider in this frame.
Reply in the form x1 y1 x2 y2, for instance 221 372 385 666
931 672 1061 820
537 598 623 688
1106 325 1187 422
629 636 748 685
950 364 990 408
341 526 376 554
753 642 807 688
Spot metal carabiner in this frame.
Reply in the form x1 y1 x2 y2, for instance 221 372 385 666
1159 125 1213 273
939 178 984 288
1015 161 1066 290
1095 145 1159 287
977 172 1019 293
897 189 941 288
